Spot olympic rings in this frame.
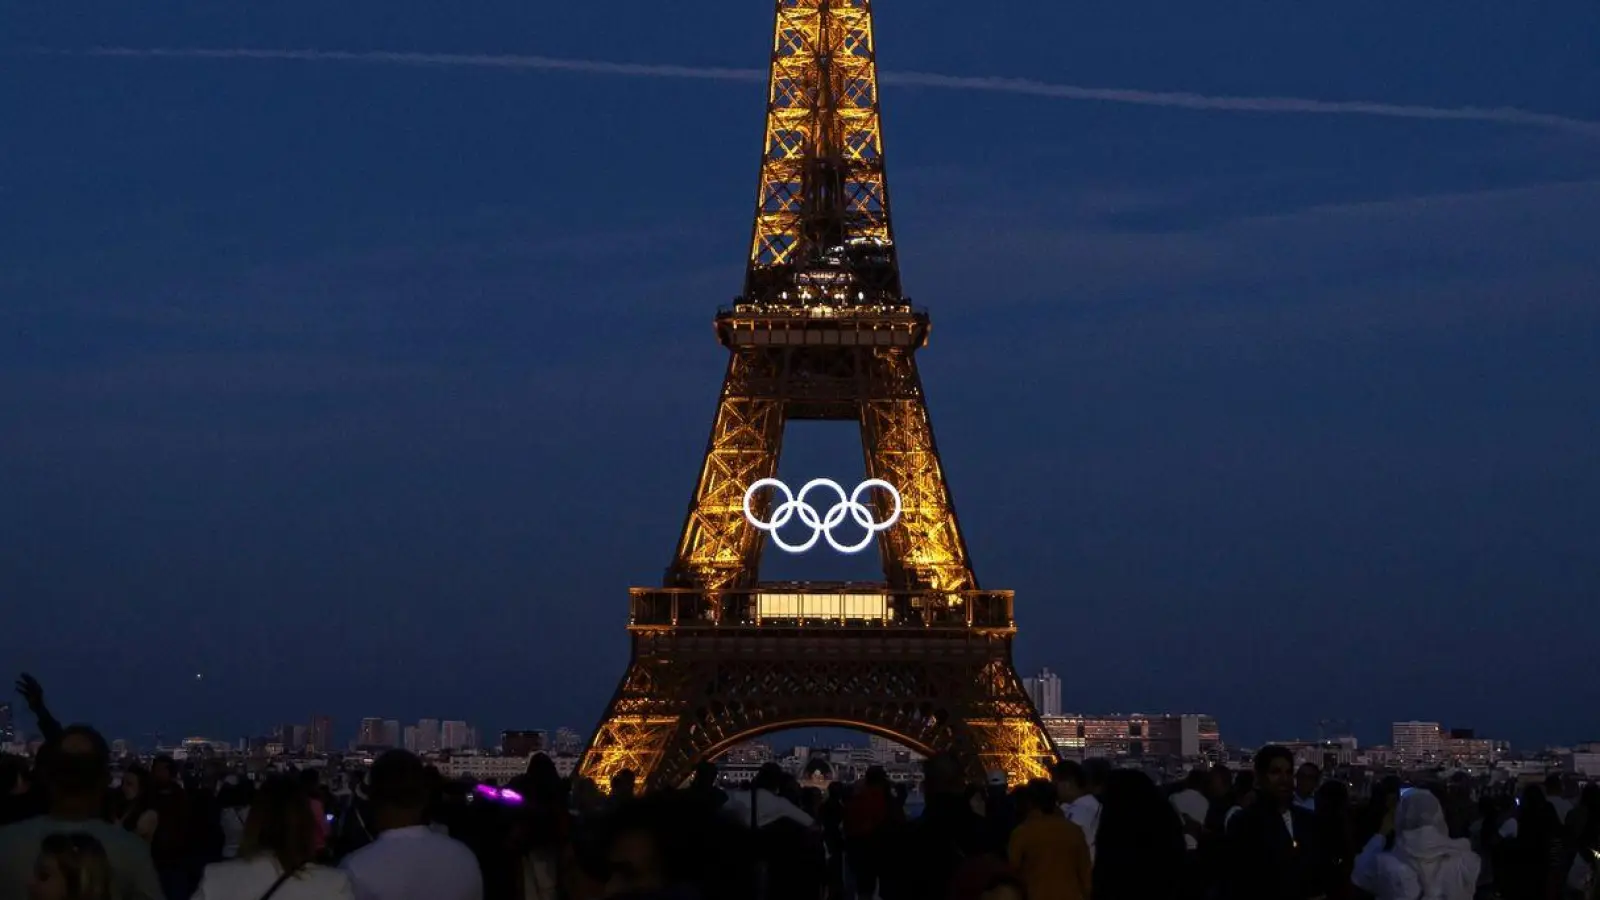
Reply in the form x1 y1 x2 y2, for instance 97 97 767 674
742 477 902 554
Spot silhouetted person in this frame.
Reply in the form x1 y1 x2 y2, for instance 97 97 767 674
1293 763 1320 813
338 751 482 900
510 754 568 900
1357 777 1402 853
0 724 163 900
1052 760 1104 865
609 772 637 809
141 755 193 900
1313 779 1356 900
1224 745 1328 900
1007 779 1090 900
191 776 353 899
1350 788 1478 900
880 753 993 900
602 790 755 900
843 767 895 900
686 762 727 813
1499 785 1564 900
1093 769 1185 900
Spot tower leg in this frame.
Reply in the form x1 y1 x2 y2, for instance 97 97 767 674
579 632 1055 791
860 350 976 593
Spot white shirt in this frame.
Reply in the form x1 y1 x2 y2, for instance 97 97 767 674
194 857 352 900
340 826 483 900
219 807 249 860
1170 789 1208 851
1063 794 1102 863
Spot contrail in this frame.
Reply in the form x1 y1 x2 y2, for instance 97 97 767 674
48 47 1600 138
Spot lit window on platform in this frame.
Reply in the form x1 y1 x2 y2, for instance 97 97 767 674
754 592 890 621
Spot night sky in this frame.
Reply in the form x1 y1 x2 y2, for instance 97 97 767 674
3 1 1597 751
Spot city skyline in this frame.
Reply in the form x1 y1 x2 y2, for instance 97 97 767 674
2 690 1582 757
4 1 1598 749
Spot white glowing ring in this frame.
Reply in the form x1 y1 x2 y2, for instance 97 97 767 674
742 477 902 554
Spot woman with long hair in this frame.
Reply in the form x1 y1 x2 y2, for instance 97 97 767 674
1092 770 1186 900
113 767 157 844
1351 788 1479 900
1498 785 1565 900
1314 779 1357 900
191 777 352 899
28 833 114 900
216 777 254 861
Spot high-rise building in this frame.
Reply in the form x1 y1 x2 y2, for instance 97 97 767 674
381 720 401 749
415 719 441 754
1392 721 1444 764
403 725 420 754
501 730 549 756
0 702 13 743
441 721 471 751
357 718 385 748
1041 713 1221 759
1022 668 1063 717
309 716 334 753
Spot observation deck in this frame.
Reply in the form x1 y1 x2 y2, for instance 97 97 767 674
715 302 929 350
627 584 1014 633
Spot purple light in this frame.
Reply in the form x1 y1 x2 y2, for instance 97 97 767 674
499 788 524 805
473 784 502 800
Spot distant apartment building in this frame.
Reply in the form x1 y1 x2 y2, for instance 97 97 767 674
867 735 917 764
1573 742 1600 778
309 716 334 753
435 753 530 782
403 726 420 754
0 702 12 743
357 718 385 748
278 724 308 752
441 721 472 751
1022 668 1063 718
416 720 442 754
381 720 401 749
501 730 548 757
1443 728 1502 767
1042 713 1220 758
1392 721 1445 764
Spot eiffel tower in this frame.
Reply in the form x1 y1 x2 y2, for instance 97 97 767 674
579 0 1055 790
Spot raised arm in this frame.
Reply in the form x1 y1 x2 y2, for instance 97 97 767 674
15 673 63 743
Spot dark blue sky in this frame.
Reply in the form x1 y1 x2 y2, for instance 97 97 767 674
3 1 1598 750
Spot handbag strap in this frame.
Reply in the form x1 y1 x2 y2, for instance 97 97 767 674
259 864 303 900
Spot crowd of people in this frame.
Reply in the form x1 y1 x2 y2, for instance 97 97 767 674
2 675 1598 900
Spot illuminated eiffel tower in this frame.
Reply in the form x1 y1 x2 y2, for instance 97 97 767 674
579 0 1055 790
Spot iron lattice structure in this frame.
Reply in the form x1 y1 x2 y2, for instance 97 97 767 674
744 0 900 307
580 0 1055 791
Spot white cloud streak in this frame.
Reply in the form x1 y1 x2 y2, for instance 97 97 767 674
48 46 1600 138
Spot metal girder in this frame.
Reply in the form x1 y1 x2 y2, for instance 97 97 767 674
744 0 901 307
583 632 1053 791
664 345 971 594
